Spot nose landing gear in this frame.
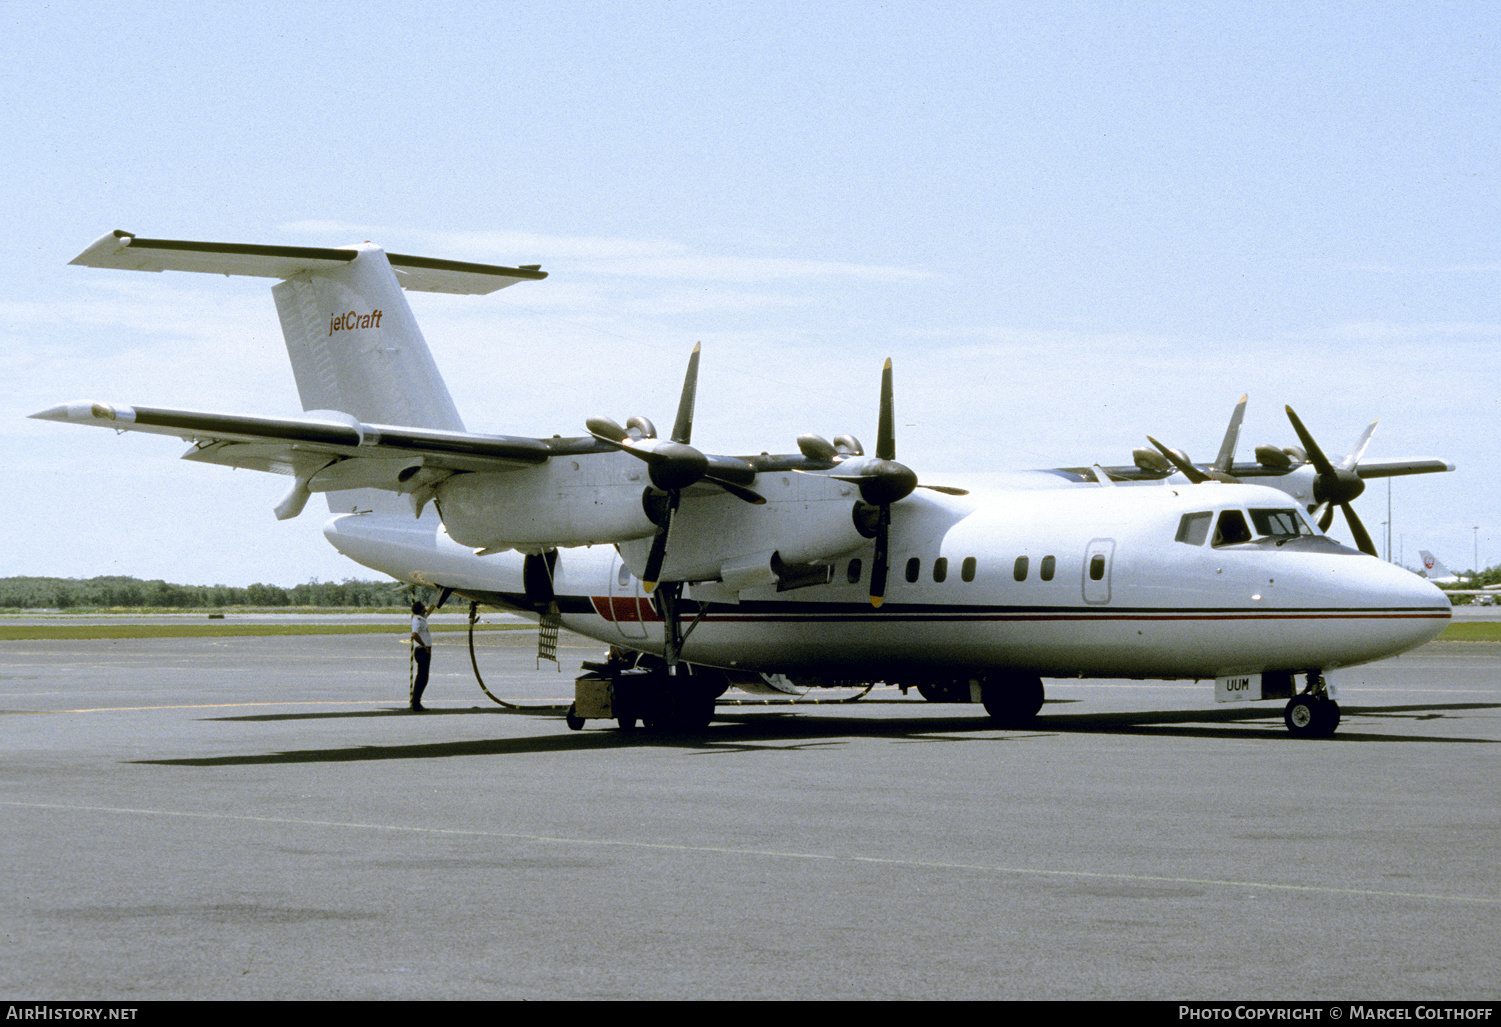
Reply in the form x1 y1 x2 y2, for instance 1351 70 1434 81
1284 673 1340 737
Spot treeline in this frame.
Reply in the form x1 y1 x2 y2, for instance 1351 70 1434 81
0 576 404 610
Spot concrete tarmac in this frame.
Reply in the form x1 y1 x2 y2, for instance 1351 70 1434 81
1 622 1497 1001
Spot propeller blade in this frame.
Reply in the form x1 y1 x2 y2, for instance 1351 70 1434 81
1284 406 1366 507
704 475 766 505
671 343 700 445
869 505 891 608
1284 407 1337 478
1214 394 1248 473
1317 503 1335 532
1342 502 1378 557
1146 436 1210 484
641 492 679 592
1341 419 1378 471
918 483 970 496
876 359 896 462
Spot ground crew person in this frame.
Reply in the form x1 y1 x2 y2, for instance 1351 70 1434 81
409 599 435 710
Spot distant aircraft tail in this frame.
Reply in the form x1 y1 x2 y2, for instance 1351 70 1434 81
1419 550 1456 580
70 231 545 515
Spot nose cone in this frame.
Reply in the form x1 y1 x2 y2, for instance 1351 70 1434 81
1344 557 1452 664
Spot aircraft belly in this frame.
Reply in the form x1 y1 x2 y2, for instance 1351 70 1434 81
556 600 1449 681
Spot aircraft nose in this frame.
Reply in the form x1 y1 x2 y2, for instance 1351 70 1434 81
1374 559 1451 648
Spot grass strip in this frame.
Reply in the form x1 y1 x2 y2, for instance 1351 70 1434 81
0 623 533 641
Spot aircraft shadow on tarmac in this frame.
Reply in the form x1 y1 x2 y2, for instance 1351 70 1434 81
133 699 1498 767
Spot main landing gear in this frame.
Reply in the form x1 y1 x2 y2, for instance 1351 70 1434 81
567 650 727 733
906 672 1047 728
565 582 725 733
1283 673 1340 738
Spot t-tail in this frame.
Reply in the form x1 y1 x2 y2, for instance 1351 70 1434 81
69 230 545 517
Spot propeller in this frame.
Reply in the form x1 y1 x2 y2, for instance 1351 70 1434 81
587 344 764 591
1284 407 1378 557
1139 395 1246 483
1143 436 1240 484
827 359 967 607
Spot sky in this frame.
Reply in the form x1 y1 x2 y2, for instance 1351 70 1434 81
2 1 1497 587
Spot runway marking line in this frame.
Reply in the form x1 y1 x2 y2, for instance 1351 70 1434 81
1 700 408 715
2 798 1495 907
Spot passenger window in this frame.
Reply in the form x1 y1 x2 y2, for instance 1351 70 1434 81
1090 554 1106 581
905 557 921 583
1013 556 1029 581
1213 510 1252 547
933 557 948 583
617 564 631 586
1176 512 1212 546
961 557 976 582
1040 555 1056 581
847 558 862 584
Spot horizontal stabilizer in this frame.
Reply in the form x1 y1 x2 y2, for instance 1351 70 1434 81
71 230 546 294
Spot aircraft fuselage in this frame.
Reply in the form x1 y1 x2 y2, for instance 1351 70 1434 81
328 472 1450 685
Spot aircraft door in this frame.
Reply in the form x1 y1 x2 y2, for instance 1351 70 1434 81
607 554 649 638
1082 538 1114 605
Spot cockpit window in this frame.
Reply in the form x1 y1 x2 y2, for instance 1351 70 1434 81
1212 509 1253 547
1175 512 1212 546
1249 508 1315 538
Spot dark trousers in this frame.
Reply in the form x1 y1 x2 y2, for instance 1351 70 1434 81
411 645 432 706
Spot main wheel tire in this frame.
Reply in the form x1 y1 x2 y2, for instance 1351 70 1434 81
980 675 1045 727
565 704 585 731
1314 698 1341 736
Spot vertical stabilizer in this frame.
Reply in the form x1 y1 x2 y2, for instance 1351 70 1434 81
273 245 465 432
65 230 547 519
1419 551 1458 581
272 246 464 517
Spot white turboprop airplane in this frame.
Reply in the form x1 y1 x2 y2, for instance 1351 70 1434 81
33 231 1455 738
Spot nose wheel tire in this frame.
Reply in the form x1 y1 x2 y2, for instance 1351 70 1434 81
1284 695 1340 737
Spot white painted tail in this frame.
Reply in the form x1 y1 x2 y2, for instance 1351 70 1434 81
272 245 465 433
70 231 546 517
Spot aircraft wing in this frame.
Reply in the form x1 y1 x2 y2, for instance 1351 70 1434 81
1351 458 1455 479
29 401 591 517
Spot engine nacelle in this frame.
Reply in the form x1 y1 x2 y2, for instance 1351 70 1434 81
435 455 657 550
619 471 867 585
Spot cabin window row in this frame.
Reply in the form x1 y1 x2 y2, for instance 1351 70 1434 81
845 556 979 584
843 555 1075 585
